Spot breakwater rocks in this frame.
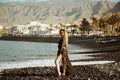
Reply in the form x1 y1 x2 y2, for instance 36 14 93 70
0 36 120 44
0 35 93 43
0 36 60 43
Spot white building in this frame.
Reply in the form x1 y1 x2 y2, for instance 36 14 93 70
0 25 3 37
9 21 60 36
29 21 50 35
0 25 3 30
9 25 25 35
46 30 59 35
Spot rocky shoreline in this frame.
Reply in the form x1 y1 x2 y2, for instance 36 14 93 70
0 63 120 80
0 36 120 80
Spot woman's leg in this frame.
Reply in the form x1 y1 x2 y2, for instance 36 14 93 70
55 54 62 76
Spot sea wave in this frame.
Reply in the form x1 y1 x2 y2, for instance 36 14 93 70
0 59 114 71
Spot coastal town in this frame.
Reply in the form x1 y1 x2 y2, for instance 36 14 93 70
0 12 120 38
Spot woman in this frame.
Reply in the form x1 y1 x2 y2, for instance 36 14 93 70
55 29 74 76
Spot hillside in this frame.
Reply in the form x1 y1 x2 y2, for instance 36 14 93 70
0 0 117 26
109 1 120 13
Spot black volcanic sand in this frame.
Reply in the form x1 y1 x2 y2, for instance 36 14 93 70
0 37 120 80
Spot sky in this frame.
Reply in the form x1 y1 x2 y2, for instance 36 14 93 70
0 0 120 3
0 0 49 3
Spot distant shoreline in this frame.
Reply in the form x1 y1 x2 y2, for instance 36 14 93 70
0 35 119 44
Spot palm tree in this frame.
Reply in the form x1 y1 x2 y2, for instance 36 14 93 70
49 24 53 35
80 18 91 37
92 17 99 30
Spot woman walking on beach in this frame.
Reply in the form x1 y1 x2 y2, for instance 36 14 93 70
55 29 74 76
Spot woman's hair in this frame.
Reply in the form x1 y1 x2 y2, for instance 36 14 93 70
60 29 68 45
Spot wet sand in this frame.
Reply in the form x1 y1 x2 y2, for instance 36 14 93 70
0 37 120 80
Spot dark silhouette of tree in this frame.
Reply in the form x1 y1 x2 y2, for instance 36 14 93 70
80 18 91 36
80 18 90 30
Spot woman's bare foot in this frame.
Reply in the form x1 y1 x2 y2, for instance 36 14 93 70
58 72 61 76
62 73 65 76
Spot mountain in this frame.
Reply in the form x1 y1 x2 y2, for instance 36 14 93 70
0 0 117 26
48 0 92 6
92 0 115 15
108 1 120 13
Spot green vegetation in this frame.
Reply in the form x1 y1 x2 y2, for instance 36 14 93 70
80 12 120 37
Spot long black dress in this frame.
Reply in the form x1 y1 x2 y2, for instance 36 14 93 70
57 37 74 75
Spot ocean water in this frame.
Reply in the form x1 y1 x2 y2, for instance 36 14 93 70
0 40 92 62
0 41 114 70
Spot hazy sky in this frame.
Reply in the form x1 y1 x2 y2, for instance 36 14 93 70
0 0 120 3
0 0 49 3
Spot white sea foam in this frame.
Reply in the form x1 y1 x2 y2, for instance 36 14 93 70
69 54 94 60
72 61 115 66
0 59 114 71
0 59 55 70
